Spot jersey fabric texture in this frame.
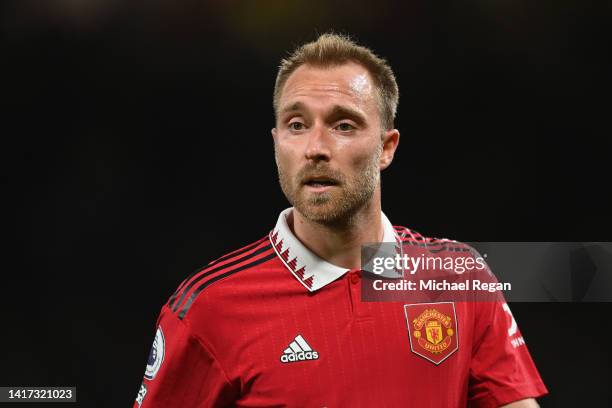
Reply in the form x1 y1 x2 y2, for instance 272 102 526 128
134 207 548 408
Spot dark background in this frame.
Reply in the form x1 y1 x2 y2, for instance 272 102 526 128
2 0 610 406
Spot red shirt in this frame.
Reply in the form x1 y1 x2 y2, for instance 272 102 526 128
134 208 547 407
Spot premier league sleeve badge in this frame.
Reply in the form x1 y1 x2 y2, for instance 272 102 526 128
144 326 165 380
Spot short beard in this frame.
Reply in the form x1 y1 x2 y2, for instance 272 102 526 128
276 143 382 227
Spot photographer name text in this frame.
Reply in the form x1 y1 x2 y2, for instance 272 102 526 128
372 279 511 293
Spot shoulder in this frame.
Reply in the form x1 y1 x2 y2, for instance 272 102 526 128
393 224 457 245
165 234 277 321
393 224 481 256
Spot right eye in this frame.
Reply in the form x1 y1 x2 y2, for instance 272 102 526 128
288 122 306 131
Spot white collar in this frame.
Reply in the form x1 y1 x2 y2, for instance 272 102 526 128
269 207 399 292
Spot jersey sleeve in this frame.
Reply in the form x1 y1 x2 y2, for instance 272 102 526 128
134 305 238 408
467 300 548 408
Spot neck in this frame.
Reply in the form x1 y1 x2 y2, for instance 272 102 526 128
289 190 383 270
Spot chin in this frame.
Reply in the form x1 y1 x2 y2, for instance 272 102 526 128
298 202 350 224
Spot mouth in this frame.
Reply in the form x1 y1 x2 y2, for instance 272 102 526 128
302 176 340 193
302 176 339 188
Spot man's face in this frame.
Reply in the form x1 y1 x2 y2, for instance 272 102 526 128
272 62 396 225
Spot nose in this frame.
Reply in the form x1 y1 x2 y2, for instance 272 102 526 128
304 123 331 162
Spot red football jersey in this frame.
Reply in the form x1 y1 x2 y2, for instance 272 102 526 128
134 208 547 407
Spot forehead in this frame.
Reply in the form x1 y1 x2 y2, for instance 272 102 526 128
279 62 378 116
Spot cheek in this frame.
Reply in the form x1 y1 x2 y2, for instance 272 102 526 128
275 144 299 173
341 144 379 172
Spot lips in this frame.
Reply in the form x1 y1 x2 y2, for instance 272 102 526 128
302 176 339 187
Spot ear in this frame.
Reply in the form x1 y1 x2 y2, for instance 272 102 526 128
380 128 400 171
271 128 278 143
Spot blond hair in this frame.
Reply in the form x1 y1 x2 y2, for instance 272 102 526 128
273 33 399 130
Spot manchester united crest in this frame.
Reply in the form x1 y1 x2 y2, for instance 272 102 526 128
404 302 459 365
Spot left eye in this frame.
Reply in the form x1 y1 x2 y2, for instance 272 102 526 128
336 123 355 132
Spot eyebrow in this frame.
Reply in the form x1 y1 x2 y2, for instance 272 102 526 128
329 105 367 125
280 101 307 116
279 101 367 125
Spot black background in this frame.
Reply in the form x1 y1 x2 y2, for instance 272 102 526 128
2 1 610 406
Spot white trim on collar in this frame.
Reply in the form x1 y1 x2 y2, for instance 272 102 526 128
269 207 399 292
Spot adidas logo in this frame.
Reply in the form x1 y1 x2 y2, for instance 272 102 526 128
280 334 319 363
